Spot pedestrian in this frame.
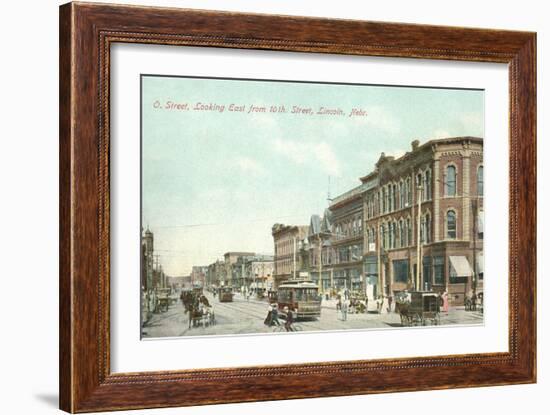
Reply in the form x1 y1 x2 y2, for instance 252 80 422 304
271 303 281 326
341 298 348 321
284 306 294 332
442 290 449 313
388 295 393 313
376 296 383 314
382 295 389 314
188 301 194 328
264 304 273 326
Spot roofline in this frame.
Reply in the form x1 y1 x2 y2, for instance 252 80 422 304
359 136 483 181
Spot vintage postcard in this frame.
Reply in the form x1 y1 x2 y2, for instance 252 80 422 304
140 75 484 338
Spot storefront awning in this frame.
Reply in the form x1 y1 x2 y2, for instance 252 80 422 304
449 256 473 277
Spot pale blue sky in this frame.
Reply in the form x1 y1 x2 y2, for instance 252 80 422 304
142 75 484 276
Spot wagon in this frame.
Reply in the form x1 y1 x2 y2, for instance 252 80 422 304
189 306 216 328
395 291 440 326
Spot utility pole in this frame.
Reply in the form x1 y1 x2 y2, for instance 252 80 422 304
377 219 383 298
293 235 297 280
472 199 478 299
416 184 423 291
154 254 161 288
318 234 323 294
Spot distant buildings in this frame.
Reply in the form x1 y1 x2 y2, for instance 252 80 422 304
235 254 275 291
271 224 309 288
206 260 225 288
203 252 274 291
306 211 333 291
224 252 255 287
141 227 167 292
190 266 208 287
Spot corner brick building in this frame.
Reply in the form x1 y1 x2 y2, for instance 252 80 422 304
362 137 484 305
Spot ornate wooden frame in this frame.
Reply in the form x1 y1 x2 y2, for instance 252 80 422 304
59 2 536 412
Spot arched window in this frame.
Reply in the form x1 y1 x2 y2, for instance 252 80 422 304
424 169 431 200
477 165 484 196
406 177 412 206
446 165 457 196
420 216 425 243
399 219 406 248
382 188 386 213
447 210 457 239
393 184 398 211
406 217 412 246
399 180 405 209
425 213 431 243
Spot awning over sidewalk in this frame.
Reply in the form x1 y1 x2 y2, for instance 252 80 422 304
449 256 473 277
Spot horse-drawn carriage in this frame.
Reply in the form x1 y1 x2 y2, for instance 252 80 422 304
155 288 173 313
395 291 440 326
464 291 483 312
181 289 216 328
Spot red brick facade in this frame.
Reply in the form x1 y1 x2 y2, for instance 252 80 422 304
362 137 483 305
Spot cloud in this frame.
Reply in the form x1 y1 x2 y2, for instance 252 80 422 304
353 105 401 134
459 111 484 136
234 156 267 176
431 129 452 139
272 138 341 176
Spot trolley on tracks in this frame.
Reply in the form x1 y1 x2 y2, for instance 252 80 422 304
277 280 321 320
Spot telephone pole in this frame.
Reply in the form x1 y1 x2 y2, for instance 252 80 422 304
416 184 423 291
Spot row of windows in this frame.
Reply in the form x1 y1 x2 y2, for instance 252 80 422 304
366 169 433 219
392 257 445 285
275 258 296 274
445 164 484 197
310 244 363 266
365 164 483 221
365 213 433 251
365 209 465 252
333 216 363 239
274 238 298 256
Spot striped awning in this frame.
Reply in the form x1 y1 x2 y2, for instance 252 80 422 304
449 256 473 277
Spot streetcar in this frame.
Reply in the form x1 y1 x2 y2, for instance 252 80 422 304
218 286 234 303
277 280 321 319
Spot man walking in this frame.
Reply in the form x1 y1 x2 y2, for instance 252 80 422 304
341 298 348 321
